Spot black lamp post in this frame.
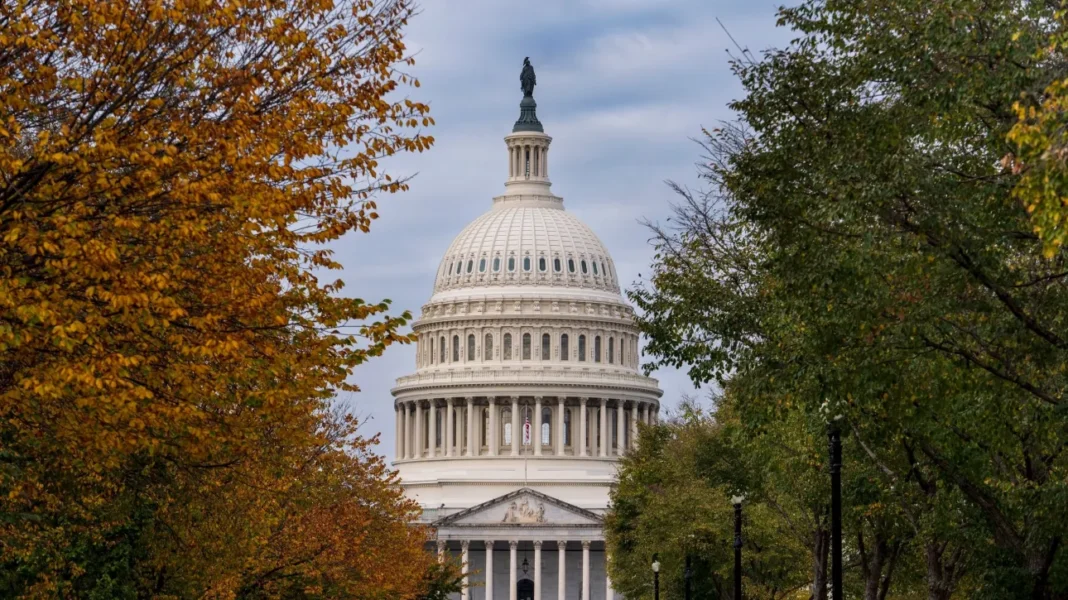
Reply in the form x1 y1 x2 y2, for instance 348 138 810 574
651 554 660 600
684 554 693 600
732 494 745 600
828 426 843 600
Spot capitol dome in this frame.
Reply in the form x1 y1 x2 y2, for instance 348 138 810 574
391 61 660 600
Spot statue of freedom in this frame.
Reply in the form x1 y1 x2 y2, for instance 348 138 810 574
520 57 536 97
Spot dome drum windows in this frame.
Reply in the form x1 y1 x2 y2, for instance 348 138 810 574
541 333 550 360
503 333 512 360
523 256 532 272
592 261 599 275
478 258 486 273
538 257 547 272
452 335 459 362
492 257 501 272
560 334 569 361
553 257 561 273
608 337 615 364
466 260 473 274
578 335 586 361
594 336 602 363
567 258 575 273
467 334 476 361
522 333 532 360
581 260 588 274
439 336 446 363
484 333 493 360
508 256 516 272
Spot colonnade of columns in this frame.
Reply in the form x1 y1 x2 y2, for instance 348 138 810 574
395 396 659 461
439 539 613 600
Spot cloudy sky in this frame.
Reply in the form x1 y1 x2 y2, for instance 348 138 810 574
333 0 796 463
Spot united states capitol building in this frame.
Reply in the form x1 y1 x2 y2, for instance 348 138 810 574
391 60 662 600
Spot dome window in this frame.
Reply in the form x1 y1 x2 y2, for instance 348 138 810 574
492 257 501 272
478 258 486 272
594 336 602 363
484 333 493 360
578 335 586 361
508 257 516 272
503 333 512 360
456 261 462 275
553 258 561 272
538 257 547 272
439 336 446 363
541 333 550 359
522 333 532 360
523 257 531 272
452 335 459 362
601 262 607 277
467 334 475 361
608 337 615 364
592 262 599 275
541 407 551 445
560 334 569 361
568 258 575 273
581 260 588 274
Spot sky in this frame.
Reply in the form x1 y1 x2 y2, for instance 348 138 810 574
332 0 797 463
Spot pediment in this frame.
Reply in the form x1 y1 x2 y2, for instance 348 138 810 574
434 488 603 527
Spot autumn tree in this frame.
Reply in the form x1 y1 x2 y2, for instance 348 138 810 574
0 0 444 597
622 0 1068 598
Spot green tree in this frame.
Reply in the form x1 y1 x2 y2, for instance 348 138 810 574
627 0 1068 597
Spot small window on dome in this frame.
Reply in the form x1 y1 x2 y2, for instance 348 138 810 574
456 261 462 275
592 261 599 275
466 260 473 273
581 260 588 274
522 333 532 360
541 333 550 359
601 262 607 277
553 258 561 272
493 257 500 272
568 258 575 273
523 257 531 272
538 257 547 272
508 257 516 272
479 258 486 272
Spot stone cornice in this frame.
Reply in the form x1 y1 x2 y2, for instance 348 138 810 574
391 367 662 398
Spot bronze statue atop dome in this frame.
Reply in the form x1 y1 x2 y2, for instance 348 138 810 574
520 57 536 97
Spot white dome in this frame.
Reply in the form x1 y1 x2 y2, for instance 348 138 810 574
433 196 620 297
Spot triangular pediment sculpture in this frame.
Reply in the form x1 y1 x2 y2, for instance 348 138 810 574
434 488 603 527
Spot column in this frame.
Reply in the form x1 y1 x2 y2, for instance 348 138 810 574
557 541 566 600
631 403 639 451
489 397 498 456
599 398 608 457
485 540 495 600
556 398 565 455
534 396 543 456
511 396 520 456
466 397 476 456
579 398 588 457
429 400 437 458
414 401 423 458
395 405 402 459
446 399 454 454
404 402 412 459
581 541 591 600
533 540 542 600
509 541 518 600
461 540 470 600
616 399 625 456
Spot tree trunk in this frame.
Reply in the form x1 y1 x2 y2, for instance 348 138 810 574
811 527 830 600
925 542 963 600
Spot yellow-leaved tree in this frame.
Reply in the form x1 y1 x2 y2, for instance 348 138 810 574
0 0 447 597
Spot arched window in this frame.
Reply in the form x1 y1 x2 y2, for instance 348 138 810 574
568 258 575 273
560 334 569 361
440 336 446 363
578 335 586 361
503 408 513 445
541 407 552 445
522 333 532 360
430 337 434 364
581 260 588 274
455 261 462 274
523 256 531 271
538 257 547 272
484 333 493 360
592 261 599 275
564 408 572 445
541 333 550 360
452 335 459 362
503 333 512 360
553 257 561 272
601 262 607 277
608 337 615 364
467 334 475 361
466 260 473 273
493 257 501 272
594 336 601 363
478 258 486 272
508 257 516 272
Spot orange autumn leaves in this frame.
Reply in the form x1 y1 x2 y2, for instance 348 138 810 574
0 0 438 597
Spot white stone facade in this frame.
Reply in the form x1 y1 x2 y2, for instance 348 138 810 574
392 90 661 600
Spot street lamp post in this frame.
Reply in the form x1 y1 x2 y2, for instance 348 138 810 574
829 426 843 600
731 495 745 600
684 554 692 600
651 554 660 600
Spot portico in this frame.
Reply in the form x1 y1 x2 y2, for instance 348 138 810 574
435 489 614 600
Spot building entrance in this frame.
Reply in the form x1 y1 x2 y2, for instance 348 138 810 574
517 578 534 600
